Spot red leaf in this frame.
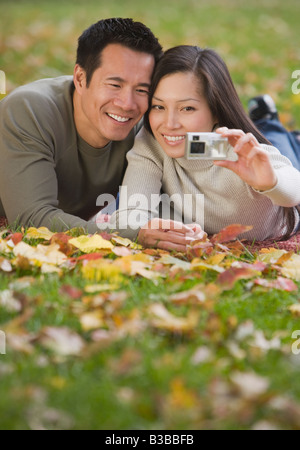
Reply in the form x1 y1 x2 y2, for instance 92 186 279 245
74 253 104 261
217 267 258 290
254 276 298 292
8 232 23 245
60 285 83 299
211 224 253 244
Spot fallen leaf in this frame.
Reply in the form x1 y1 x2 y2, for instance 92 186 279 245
217 267 260 290
148 303 199 333
288 304 300 316
230 371 270 399
80 310 105 331
211 224 253 244
13 242 67 266
25 227 54 241
257 249 287 264
157 255 191 271
191 260 225 273
84 283 121 293
0 289 22 312
81 260 123 283
50 233 74 256
39 326 85 356
0 257 12 272
69 234 114 252
281 253 300 281
254 276 298 291
59 285 83 299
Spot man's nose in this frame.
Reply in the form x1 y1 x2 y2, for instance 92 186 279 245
113 89 136 111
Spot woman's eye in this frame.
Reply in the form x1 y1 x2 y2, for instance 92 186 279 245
183 106 195 111
151 105 164 110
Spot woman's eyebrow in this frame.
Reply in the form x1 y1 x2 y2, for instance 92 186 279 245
152 95 200 102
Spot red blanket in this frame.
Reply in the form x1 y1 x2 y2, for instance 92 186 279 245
244 232 300 253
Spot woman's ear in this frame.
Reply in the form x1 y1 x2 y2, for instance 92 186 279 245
73 64 87 94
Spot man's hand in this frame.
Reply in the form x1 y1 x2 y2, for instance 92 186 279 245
138 218 206 252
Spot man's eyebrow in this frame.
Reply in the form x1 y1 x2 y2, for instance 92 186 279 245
106 76 150 88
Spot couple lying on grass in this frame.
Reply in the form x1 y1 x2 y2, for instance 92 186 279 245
1 19 299 252
95 45 300 251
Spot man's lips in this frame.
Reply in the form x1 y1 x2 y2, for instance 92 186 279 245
106 113 131 123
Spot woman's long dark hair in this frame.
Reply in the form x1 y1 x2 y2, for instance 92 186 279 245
145 45 299 239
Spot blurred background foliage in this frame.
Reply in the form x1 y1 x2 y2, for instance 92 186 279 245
0 0 300 127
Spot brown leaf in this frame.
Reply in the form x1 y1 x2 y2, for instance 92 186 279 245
50 233 74 256
217 267 259 290
211 224 253 244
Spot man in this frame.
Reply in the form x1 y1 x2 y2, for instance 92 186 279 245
0 18 162 234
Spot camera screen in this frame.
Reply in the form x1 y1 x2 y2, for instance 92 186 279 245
190 142 205 154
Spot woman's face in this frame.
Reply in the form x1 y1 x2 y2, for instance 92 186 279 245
149 72 216 158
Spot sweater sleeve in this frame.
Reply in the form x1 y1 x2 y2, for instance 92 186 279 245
0 88 100 233
107 128 163 241
253 144 300 207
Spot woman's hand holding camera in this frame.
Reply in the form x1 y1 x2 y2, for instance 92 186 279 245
214 127 278 192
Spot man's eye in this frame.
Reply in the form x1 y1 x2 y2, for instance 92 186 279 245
136 89 149 95
109 84 120 88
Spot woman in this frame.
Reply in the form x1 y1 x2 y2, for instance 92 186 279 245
98 46 300 251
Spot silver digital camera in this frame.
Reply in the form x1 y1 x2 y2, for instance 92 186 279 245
185 132 229 160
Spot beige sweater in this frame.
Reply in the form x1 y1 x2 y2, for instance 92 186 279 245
107 127 300 241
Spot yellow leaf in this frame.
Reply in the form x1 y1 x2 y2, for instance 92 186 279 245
69 235 114 253
157 255 191 271
81 260 123 282
148 303 199 333
281 253 300 281
257 249 287 263
84 283 121 293
26 227 54 240
111 236 138 248
191 259 225 273
80 310 104 331
13 242 67 266
288 304 300 316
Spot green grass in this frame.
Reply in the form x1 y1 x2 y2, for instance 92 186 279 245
1 228 300 430
1 0 300 430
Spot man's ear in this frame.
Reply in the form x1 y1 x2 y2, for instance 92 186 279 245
73 64 87 94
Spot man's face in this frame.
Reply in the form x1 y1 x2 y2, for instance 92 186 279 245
73 43 155 148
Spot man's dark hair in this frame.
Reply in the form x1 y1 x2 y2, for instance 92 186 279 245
76 18 163 86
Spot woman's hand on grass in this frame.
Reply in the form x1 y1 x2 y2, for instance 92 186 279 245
138 218 206 252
